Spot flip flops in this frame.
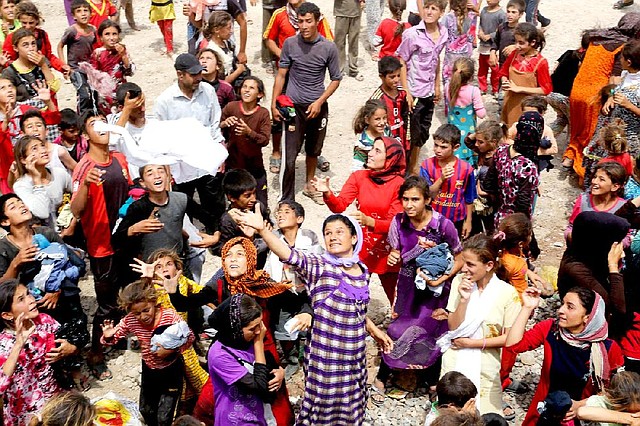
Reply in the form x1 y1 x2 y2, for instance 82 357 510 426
614 0 634 8
317 155 330 172
302 190 325 205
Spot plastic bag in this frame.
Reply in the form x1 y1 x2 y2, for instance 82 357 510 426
92 392 143 426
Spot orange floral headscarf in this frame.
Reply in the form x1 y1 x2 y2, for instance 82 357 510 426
221 237 291 299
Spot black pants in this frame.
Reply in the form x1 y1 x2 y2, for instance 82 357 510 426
71 71 99 115
174 174 226 234
280 102 329 201
89 255 123 354
140 357 184 426
410 96 435 148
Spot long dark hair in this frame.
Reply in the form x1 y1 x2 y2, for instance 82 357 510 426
0 279 21 330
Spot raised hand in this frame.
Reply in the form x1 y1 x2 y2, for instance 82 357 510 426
101 320 116 339
458 277 474 301
310 176 330 193
521 287 541 310
231 204 265 231
130 258 159 278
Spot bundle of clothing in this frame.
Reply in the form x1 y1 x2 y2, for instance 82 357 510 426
414 242 454 296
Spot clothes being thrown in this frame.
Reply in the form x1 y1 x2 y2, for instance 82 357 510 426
414 242 454 296
30 240 80 300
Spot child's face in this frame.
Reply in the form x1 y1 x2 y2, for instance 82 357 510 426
154 256 179 279
72 6 90 25
129 301 157 327
367 108 388 137
240 79 262 104
198 51 219 77
401 187 430 218
621 54 634 72
84 115 109 146
2 285 38 325
230 189 257 210
591 169 620 196
381 69 401 90
21 139 49 168
0 78 16 105
140 165 168 194
224 244 249 278
15 35 37 61
323 220 357 257
433 138 456 161
100 25 120 49
505 7 522 25
215 21 233 41
366 139 387 170
22 116 46 142
1 1 15 21
514 34 535 54
242 317 262 342
422 3 444 25
275 204 303 230
474 133 496 154
18 14 37 31
61 126 80 142
1 197 32 228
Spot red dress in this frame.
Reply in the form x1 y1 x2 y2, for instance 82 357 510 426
505 319 624 425
324 170 403 274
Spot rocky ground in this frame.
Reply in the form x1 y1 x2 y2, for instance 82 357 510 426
33 0 630 423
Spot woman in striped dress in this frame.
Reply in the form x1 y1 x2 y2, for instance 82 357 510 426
234 208 393 426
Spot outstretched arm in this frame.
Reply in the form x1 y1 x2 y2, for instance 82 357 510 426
230 205 292 261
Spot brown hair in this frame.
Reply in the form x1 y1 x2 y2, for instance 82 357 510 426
12 27 34 47
463 233 508 281
203 10 233 40
600 118 628 155
593 161 628 197
13 135 43 178
353 99 387 134
197 47 226 78
514 22 546 51
448 57 475 106
449 0 467 33
15 1 41 24
35 391 95 426
432 411 483 426
475 120 505 147
520 95 548 114
118 281 158 312
622 40 640 70
603 371 640 411
423 0 446 11
147 248 184 272
388 0 407 37
498 213 532 251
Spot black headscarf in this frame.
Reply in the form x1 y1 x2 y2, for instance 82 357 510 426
589 13 640 50
209 293 260 350
560 211 629 291
513 111 543 166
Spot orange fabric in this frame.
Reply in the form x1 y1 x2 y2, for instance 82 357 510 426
566 44 623 178
221 237 291 298
500 252 528 297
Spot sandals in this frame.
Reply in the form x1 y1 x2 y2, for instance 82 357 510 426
369 384 386 406
317 155 330 172
269 156 281 173
302 189 325 205
90 362 113 381
502 401 516 421
73 373 92 392
614 0 634 8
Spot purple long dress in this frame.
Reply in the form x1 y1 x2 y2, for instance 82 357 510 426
382 211 462 369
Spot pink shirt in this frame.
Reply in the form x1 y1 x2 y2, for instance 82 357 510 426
444 83 487 118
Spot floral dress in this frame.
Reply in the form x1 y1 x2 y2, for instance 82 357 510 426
442 11 476 87
0 314 61 426
491 144 539 227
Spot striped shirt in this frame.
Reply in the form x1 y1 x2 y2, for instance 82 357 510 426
101 307 194 369
420 156 477 223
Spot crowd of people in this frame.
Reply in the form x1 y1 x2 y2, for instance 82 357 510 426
0 0 640 425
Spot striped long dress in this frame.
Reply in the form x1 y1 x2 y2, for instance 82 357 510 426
286 248 370 426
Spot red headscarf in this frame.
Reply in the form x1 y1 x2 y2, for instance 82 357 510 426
368 136 406 184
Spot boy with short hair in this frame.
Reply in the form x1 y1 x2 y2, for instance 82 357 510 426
54 108 88 162
214 168 270 266
420 124 476 239
395 0 448 175
70 109 131 379
264 200 322 379
112 163 218 280
477 0 506 94
424 371 478 425
370 55 410 159
489 0 524 70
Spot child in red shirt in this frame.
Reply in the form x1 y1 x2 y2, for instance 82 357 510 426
87 0 116 30
370 56 409 158
373 0 410 59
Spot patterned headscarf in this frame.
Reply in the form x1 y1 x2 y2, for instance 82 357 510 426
209 294 250 348
589 13 640 50
369 136 406 184
513 111 543 165
558 292 611 390
221 237 291 298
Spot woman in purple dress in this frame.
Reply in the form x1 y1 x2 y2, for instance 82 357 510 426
372 176 463 401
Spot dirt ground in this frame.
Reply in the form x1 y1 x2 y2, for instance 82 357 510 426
34 0 631 422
